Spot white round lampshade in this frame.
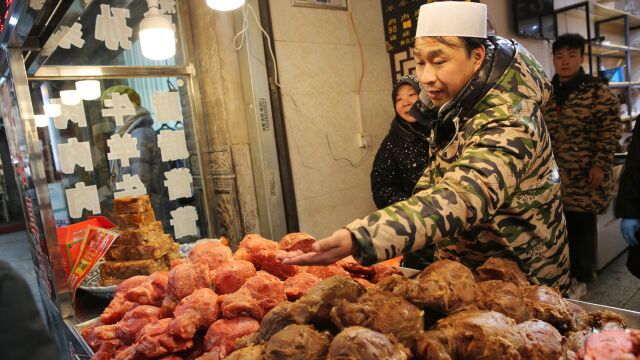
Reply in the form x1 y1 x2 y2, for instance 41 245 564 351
206 0 246 11
43 103 61 117
34 115 49 127
60 90 81 105
139 10 176 61
75 80 101 100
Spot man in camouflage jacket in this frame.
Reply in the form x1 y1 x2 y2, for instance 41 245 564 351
542 34 621 287
281 3 570 292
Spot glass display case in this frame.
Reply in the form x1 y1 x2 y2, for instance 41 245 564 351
0 0 217 357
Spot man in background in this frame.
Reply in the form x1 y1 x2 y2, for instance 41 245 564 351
543 33 622 299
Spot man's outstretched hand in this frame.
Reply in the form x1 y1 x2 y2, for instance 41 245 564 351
277 229 354 266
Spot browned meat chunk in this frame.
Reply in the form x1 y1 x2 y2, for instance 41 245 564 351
330 289 424 352
327 327 410 360
517 319 564 360
476 257 529 287
263 324 330 360
476 280 530 323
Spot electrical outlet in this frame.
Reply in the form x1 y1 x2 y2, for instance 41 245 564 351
356 132 371 148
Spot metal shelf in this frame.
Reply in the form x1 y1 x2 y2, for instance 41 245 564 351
609 81 640 88
591 42 640 56
592 3 640 27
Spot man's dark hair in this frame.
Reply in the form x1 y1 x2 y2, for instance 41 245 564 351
553 33 586 56
432 36 486 57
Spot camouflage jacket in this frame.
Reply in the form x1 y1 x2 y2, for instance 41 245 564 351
346 37 570 292
542 70 622 214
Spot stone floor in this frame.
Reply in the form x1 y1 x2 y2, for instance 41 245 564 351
0 229 639 320
583 250 640 311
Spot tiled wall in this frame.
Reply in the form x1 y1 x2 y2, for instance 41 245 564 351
269 1 393 238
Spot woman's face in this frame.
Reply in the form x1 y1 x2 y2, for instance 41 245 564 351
395 84 419 123
413 36 485 108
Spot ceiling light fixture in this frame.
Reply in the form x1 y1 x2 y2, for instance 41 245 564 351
139 0 176 60
75 80 101 100
206 0 246 11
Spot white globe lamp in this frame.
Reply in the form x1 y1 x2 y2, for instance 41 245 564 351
139 3 176 60
206 0 246 11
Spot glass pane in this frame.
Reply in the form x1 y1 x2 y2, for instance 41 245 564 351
29 76 207 242
41 0 186 67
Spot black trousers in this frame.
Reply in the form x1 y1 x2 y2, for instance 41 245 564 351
565 211 598 283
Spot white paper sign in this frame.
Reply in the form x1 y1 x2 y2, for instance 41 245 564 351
152 91 182 123
102 92 136 126
95 4 132 51
51 98 87 129
114 174 147 199
159 0 177 14
164 168 193 200
58 22 85 49
158 130 189 161
170 206 198 238
58 137 93 174
66 182 101 219
107 133 139 167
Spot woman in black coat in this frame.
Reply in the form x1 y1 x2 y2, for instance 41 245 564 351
371 75 431 209
616 118 640 277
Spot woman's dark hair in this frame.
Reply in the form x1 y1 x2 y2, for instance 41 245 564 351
552 33 585 56
432 36 486 57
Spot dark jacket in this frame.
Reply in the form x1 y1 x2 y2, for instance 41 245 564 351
371 76 432 209
616 118 640 218
110 107 169 223
0 259 59 359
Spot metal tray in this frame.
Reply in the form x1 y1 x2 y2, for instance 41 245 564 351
569 299 640 329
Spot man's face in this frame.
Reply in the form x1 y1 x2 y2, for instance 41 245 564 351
553 47 584 79
414 36 485 108
395 84 419 123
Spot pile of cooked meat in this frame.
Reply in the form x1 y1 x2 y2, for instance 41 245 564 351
82 233 402 359
83 233 633 360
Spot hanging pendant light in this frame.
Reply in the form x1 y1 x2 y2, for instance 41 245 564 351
34 115 50 127
139 0 176 60
75 80 101 100
60 90 81 105
43 103 61 117
206 0 246 11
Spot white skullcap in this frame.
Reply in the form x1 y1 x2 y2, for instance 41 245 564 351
416 1 487 38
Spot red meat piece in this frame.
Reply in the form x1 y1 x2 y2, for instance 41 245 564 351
284 272 321 301
242 271 287 314
161 262 211 317
212 260 256 295
170 288 220 340
188 242 233 271
134 319 194 358
278 232 316 253
203 317 260 356
255 250 299 280
116 305 162 345
123 271 169 307
304 263 350 279
219 287 264 320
